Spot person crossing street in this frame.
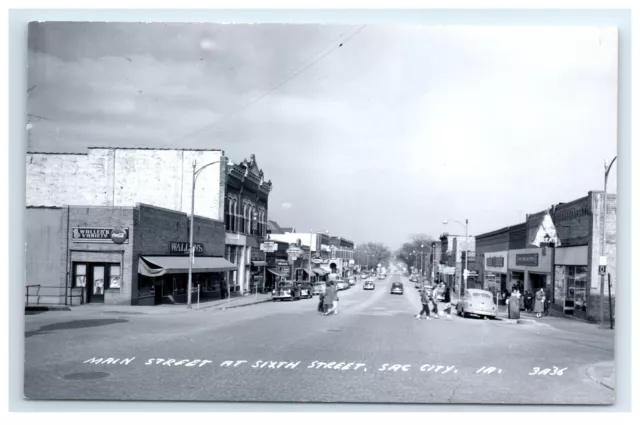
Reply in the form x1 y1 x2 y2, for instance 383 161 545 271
416 287 431 320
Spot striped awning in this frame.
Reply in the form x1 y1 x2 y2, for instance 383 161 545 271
312 268 329 276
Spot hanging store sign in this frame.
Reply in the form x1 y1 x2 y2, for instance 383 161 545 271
72 227 129 244
251 251 266 262
515 253 539 267
260 241 278 252
169 242 204 255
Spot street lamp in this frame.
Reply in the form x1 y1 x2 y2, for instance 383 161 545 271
187 157 234 309
600 156 617 326
443 219 469 296
420 244 425 279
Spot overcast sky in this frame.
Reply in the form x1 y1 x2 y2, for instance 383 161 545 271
27 23 618 249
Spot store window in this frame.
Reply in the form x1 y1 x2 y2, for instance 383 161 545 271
109 264 121 289
75 264 87 287
566 266 588 308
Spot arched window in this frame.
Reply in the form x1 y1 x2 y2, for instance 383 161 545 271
241 204 248 234
230 199 237 232
225 197 232 231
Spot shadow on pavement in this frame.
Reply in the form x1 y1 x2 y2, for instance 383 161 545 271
25 318 129 338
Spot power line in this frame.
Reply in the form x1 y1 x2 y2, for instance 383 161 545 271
172 25 367 144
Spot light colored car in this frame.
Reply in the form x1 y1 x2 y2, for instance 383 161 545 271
348 277 356 286
363 279 375 290
336 280 348 291
272 283 301 301
361 274 368 279
456 289 497 318
312 283 326 296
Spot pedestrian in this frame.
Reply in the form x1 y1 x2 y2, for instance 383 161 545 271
416 287 431 320
519 289 525 311
323 282 335 316
430 285 440 318
442 284 452 319
533 288 545 318
524 290 533 312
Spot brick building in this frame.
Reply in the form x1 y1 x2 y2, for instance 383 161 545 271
438 233 476 296
25 203 235 306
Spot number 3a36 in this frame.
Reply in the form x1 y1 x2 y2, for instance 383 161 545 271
529 366 567 376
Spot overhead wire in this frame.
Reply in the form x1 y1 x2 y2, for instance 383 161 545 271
171 24 368 144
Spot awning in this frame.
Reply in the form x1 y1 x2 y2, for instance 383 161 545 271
443 267 456 275
138 256 237 277
312 268 328 276
303 269 317 277
268 268 289 277
252 261 267 267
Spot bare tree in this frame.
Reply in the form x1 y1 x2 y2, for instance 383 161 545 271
355 242 392 269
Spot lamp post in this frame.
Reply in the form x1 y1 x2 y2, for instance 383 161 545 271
600 156 617 325
309 230 313 284
420 244 425 280
431 242 436 283
187 157 233 309
443 219 469 296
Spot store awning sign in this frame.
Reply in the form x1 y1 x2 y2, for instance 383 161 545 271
72 227 129 244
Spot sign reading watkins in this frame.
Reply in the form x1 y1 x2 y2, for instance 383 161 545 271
72 227 129 244
169 242 205 255
515 253 539 267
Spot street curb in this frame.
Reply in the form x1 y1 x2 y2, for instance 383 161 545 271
516 319 536 325
206 299 272 311
25 306 71 312
586 363 615 391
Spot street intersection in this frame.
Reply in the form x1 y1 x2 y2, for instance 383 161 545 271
24 274 614 404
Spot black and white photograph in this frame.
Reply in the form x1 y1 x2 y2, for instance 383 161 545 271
23 22 618 405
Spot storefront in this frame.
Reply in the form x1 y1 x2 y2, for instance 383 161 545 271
65 203 235 306
553 245 589 317
508 248 553 294
483 250 508 299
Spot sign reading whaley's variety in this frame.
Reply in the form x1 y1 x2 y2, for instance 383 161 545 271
72 227 129 244
515 253 539 267
170 242 204 255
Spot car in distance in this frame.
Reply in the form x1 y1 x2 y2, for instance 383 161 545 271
360 273 368 279
390 282 404 295
312 282 326 296
298 282 314 299
363 279 375 290
456 288 497 319
348 277 356 287
272 282 301 301
336 280 348 291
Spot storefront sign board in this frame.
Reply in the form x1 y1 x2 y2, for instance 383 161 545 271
515 253 539 267
260 241 278 252
170 242 204 255
72 227 129 244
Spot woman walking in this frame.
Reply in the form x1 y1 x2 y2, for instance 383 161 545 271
533 288 545 318
323 282 337 316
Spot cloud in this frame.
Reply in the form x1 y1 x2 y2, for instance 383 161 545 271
281 202 293 209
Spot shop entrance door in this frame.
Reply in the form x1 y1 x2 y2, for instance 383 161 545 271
530 273 547 292
86 265 105 303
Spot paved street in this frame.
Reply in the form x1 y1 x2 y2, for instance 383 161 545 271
24 273 614 405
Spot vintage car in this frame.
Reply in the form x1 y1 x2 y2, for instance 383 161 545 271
272 282 301 301
456 289 497 319
298 282 314 299
312 282 327 296
363 279 375 290
336 280 348 291
360 273 368 279
390 282 404 295
348 277 356 286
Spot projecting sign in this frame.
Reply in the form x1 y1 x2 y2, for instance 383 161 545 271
260 241 278 252
72 227 129 244
598 265 607 276
599 256 607 266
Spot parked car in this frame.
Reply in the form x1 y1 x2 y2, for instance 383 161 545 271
360 274 368 279
298 282 314 299
378 274 385 280
363 279 375 290
336 280 348 291
272 282 301 301
312 282 326 296
348 277 356 286
456 289 497 319
390 282 404 295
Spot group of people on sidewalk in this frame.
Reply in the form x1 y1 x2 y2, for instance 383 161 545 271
318 281 339 316
506 287 548 319
416 282 451 321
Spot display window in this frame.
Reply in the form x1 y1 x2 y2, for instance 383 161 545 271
566 266 588 308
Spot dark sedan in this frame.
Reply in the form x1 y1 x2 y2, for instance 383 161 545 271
390 282 404 295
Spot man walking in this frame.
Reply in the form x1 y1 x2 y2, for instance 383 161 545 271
430 284 440 318
416 287 431 320
324 281 340 316
442 283 452 319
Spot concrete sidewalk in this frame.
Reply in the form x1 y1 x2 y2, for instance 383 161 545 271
586 361 615 390
32 293 272 316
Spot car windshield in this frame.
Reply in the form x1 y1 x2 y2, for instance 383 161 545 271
471 292 492 299
392 283 403 287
